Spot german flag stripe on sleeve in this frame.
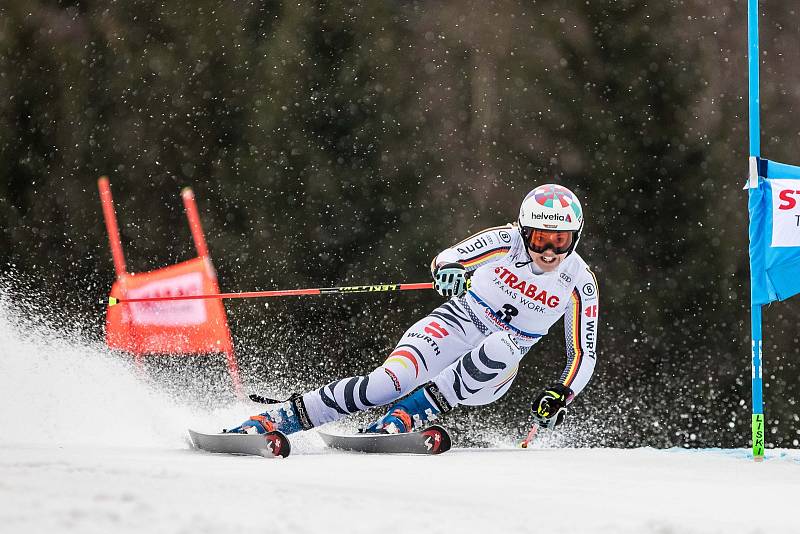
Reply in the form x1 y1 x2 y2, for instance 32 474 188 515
563 288 583 387
461 247 510 268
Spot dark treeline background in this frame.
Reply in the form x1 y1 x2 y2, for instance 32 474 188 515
2 0 800 448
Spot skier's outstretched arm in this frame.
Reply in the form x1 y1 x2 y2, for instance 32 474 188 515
531 266 599 429
558 266 600 397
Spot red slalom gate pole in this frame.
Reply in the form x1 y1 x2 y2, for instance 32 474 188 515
107 282 434 306
180 186 243 397
98 177 127 278
181 187 210 257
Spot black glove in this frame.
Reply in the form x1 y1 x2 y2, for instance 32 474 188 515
531 383 573 430
433 262 467 298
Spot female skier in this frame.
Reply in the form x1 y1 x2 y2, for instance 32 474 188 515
226 183 599 435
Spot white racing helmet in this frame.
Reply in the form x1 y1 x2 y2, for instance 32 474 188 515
518 184 584 256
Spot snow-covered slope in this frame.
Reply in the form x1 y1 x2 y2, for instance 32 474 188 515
1 295 799 534
3 442 800 534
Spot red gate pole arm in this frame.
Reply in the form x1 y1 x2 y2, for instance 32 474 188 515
181 187 210 258
98 177 127 278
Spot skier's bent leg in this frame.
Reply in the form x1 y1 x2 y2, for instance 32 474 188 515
367 331 525 433
433 331 525 407
302 355 423 428
300 310 478 429
226 338 445 435
226 303 479 435
224 361 419 436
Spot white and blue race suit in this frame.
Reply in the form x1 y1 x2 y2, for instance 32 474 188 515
301 224 600 427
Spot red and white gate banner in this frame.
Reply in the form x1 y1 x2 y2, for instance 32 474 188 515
105 257 234 355
127 271 208 326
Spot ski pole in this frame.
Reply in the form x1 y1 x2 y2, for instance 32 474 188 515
105 282 433 306
519 422 540 448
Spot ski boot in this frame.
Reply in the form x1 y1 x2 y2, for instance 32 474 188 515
364 382 453 434
225 393 313 435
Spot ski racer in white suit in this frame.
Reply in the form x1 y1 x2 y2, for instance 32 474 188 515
227 184 599 436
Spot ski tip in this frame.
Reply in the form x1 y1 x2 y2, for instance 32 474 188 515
187 428 208 451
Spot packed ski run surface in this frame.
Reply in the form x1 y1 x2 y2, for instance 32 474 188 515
2 298 800 534
3 441 800 534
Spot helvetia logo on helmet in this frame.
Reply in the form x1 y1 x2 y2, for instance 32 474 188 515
531 212 572 222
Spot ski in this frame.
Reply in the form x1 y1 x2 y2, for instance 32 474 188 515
318 424 451 455
188 429 291 458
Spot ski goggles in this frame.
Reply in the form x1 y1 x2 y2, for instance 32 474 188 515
521 228 575 254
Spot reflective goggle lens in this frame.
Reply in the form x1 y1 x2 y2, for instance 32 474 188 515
525 229 574 254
